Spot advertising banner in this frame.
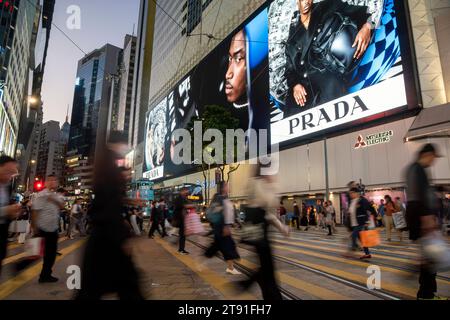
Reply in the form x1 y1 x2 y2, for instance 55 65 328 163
144 0 418 181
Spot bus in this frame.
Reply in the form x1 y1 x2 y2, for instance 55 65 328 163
153 183 204 218
127 179 154 201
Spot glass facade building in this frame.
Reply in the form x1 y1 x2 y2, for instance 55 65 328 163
68 44 121 159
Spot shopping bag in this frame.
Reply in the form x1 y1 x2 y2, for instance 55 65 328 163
24 237 45 259
8 220 17 233
420 232 450 273
392 211 407 230
184 210 205 236
16 220 30 234
359 229 381 248
368 216 376 230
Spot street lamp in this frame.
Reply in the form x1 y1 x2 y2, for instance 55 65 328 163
28 96 38 105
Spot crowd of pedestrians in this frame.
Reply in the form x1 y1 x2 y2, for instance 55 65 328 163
1 140 449 301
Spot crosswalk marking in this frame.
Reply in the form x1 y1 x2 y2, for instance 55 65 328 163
271 244 450 287
0 239 86 300
270 251 417 299
271 233 421 257
271 238 418 265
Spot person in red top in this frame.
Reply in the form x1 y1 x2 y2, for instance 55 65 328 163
383 195 402 241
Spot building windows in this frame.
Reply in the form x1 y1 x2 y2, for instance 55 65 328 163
186 0 202 35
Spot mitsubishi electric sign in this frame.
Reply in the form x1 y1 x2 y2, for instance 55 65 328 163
354 130 394 149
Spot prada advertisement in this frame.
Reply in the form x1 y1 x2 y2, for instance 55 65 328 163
269 0 414 144
144 0 417 180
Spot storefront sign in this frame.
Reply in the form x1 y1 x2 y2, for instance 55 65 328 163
143 166 164 181
355 130 394 149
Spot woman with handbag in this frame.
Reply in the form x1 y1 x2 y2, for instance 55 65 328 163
238 164 290 300
204 182 241 275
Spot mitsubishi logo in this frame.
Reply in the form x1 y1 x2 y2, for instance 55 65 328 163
354 135 367 149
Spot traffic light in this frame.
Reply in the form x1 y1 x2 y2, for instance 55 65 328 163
34 181 44 192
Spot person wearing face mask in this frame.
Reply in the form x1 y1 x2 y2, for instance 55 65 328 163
0 156 21 276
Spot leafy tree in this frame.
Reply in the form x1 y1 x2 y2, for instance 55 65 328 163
187 105 242 202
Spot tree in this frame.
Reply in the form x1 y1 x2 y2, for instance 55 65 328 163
187 105 242 202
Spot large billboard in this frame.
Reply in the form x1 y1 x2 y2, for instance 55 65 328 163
144 0 419 180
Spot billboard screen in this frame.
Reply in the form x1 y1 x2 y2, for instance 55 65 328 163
144 0 419 180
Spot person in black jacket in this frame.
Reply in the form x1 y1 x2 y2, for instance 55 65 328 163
76 132 143 300
405 144 444 300
284 0 380 116
348 187 376 259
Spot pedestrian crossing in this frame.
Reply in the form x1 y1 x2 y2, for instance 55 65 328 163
0 226 448 300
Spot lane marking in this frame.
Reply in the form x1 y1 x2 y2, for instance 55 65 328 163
271 238 418 265
0 239 86 300
237 258 353 300
270 234 421 257
156 238 257 300
2 237 69 266
271 250 416 299
271 244 450 295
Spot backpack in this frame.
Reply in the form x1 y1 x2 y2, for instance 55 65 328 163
206 200 224 227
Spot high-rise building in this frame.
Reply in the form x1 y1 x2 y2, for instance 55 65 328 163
35 120 65 182
15 0 55 192
0 0 42 156
67 44 122 159
61 113 70 144
66 44 122 195
117 34 137 143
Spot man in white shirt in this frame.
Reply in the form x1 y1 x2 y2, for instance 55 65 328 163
0 156 20 276
31 175 65 283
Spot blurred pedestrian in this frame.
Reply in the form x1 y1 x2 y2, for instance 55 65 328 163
317 200 325 230
347 188 374 260
328 200 337 233
292 202 300 230
309 206 317 229
173 187 194 255
325 201 334 236
0 156 20 276
278 201 287 225
384 195 402 242
31 175 65 283
300 203 309 231
76 131 143 300
238 163 290 300
405 143 447 300
148 201 164 238
204 182 241 274
67 198 85 239
377 199 385 227
130 208 141 237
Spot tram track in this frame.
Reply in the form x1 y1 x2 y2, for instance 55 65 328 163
234 241 403 300
185 238 302 300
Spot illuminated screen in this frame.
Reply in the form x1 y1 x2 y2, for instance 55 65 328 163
144 0 419 180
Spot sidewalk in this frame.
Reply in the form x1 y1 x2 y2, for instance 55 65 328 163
133 236 227 300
